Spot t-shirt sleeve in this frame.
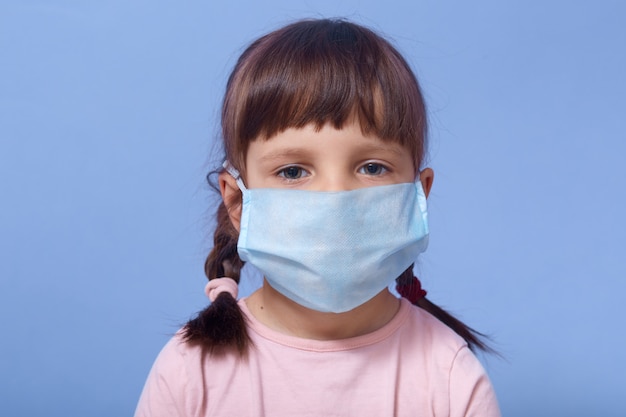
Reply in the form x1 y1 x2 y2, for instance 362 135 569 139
448 346 501 417
134 337 190 417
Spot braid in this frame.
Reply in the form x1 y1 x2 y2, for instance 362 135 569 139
182 201 251 355
396 266 493 353
205 202 244 280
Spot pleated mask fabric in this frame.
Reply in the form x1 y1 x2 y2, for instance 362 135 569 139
225 163 429 313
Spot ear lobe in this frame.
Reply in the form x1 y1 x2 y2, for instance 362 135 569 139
419 168 434 198
219 171 242 232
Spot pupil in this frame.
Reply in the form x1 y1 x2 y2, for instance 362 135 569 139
366 164 380 174
285 167 300 178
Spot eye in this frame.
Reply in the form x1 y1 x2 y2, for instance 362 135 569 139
277 165 308 180
359 163 388 176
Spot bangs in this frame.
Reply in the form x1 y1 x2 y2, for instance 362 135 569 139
222 19 427 169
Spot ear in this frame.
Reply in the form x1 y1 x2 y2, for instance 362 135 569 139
219 171 242 232
419 168 434 198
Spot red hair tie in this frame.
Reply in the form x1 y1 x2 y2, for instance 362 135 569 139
396 275 427 303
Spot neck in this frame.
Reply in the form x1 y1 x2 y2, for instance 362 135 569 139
245 278 401 340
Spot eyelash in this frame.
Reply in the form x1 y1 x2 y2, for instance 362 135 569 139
358 162 389 176
277 166 309 181
276 162 390 181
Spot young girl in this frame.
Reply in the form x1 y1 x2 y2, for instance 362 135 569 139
136 18 500 417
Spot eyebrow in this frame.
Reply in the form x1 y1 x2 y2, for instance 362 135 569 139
257 148 312 163
258 142 405 163
356 142 405 156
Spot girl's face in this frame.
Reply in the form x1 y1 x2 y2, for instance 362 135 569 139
245 122 416 191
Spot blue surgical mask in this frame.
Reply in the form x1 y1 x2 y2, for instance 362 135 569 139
225 163 429 313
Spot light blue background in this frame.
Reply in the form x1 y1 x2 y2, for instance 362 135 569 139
1 1 624 416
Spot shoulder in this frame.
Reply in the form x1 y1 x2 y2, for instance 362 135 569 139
144 332 205 382
134 333 212 417
401 303 501 417
401 301 468 357
447 346 501 416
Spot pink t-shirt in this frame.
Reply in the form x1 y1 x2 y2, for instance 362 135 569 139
135 298 500 417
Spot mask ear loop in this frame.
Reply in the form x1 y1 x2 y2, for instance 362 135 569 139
414 174 429 229
223 161 248 192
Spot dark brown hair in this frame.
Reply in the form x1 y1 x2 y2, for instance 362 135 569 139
183 18 491 354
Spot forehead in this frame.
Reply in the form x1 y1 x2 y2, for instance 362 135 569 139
246 122 411 166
